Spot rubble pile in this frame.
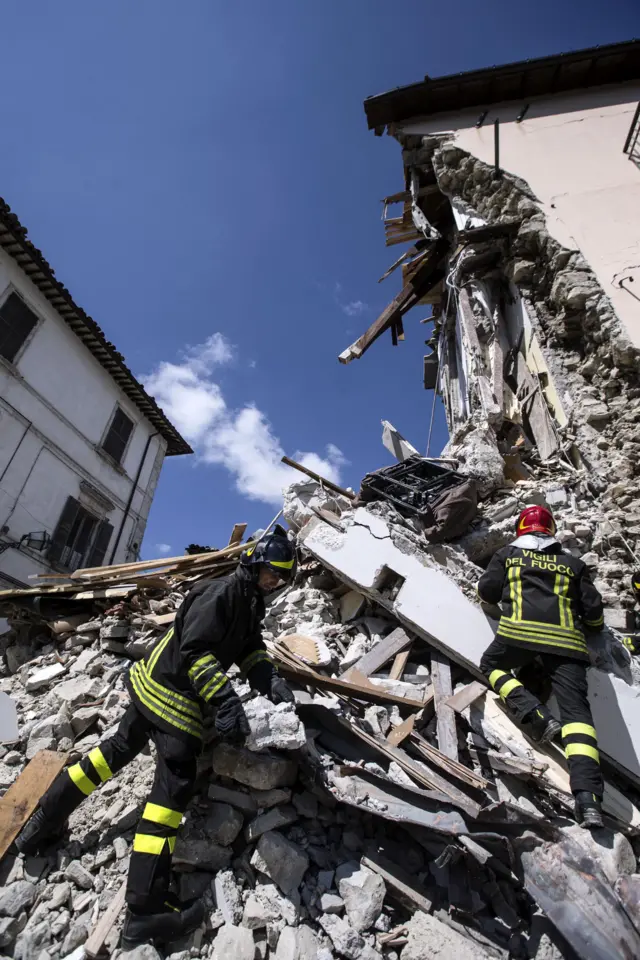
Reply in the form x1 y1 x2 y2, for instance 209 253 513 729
1 476 640 960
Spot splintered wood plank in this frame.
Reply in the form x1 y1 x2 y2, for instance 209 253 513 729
84 879 127 958
342 628 412 681
443 681 487 714
387 714 416 747
389 647 412 681
0 750 67 861
227 523 248 547
430 650 459 763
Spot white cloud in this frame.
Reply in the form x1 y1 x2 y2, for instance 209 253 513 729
142 334 345 506
341 300 367 317
155 543 172 555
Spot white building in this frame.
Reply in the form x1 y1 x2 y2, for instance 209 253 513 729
0 197 191 590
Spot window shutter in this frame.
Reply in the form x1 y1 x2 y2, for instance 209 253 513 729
102 408 134 464
0 293 39 362
86 519 114 568
47 497 80 564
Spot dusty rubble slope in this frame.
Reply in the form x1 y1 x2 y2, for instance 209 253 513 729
0 482 640 959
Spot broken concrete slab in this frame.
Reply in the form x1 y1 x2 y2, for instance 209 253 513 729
244 696 307 753
250 831 309 896
211 743 298 791
25 662 66 692
0 692 18 743
52 675 102 708
521 831 640 959
318 912 380 960
336 861 386 932
559 823 636 886
400 911 492 959
300 510 640 790
172 832 232 872
614 874 640 934
340 590 366 622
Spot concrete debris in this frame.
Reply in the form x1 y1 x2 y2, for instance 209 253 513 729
212 924 255 960
244 696 307 752
3 459 640 960
336 861 386 932
211 742 298 790
401 911 492 959
251 830 310 897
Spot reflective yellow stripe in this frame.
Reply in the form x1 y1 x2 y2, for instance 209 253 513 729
562 723 597 740
565 743 600 763
143 803 182 829
505 618 585 639
240 649 272 673
270 558 294 569
488 669 508 690
68 763 96 797
554 574 566 629
138 662 202 719
130 666 203 738
584 616 604 627
88 748 112 783
168 836 176 853
200 672 228 701
133 834 167 855
148 627 174 672
188 654 219 683
498 629 587 654
498 677 522 699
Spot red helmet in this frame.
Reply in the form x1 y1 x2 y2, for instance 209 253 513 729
515 505 556 538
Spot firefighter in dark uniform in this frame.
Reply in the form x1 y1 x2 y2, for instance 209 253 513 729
478 505 605 829
15 529 297 948
621 571 640 656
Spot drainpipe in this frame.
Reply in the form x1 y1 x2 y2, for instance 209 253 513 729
108 432 159 565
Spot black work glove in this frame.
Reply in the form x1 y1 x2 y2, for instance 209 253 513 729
214 692 250 743
270 675 295 705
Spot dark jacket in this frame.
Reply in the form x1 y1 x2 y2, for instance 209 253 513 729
127 566 273 741
478 541 604 661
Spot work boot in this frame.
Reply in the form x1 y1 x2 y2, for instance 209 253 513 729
526 707 561 744
121 898 205 948
574 791 604 829
14 807 66 856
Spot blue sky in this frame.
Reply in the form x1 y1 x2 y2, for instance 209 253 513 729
0 2 637 556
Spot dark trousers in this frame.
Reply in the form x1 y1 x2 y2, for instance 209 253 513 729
479 636 603 797
41 704 198 911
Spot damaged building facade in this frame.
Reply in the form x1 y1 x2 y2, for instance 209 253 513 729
344 40 640 626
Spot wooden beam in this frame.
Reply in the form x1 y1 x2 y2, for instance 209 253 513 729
274 651 429 711
280 456 355 500
409 732 488 791
430 650 459 762
363 852 433 915
227 523 247 547
84 879 127 958
389 647 412 681
0 750 67 861
342 628 413 681
442 681 487 714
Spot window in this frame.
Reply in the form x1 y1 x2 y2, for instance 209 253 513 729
0 292 39 362
47 497 114 571
102 407 134 464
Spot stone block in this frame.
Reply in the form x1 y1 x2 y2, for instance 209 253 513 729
274 924 320 960
245 805 298 842
400 911 491 959
173 834 232 872
336 861 385 932
212 924 255 960
64 860 94 890
208 782 257 814
0 881 36 917
53 675 102 708
250 831 309 896
201 803 244 846
211 743 298 790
